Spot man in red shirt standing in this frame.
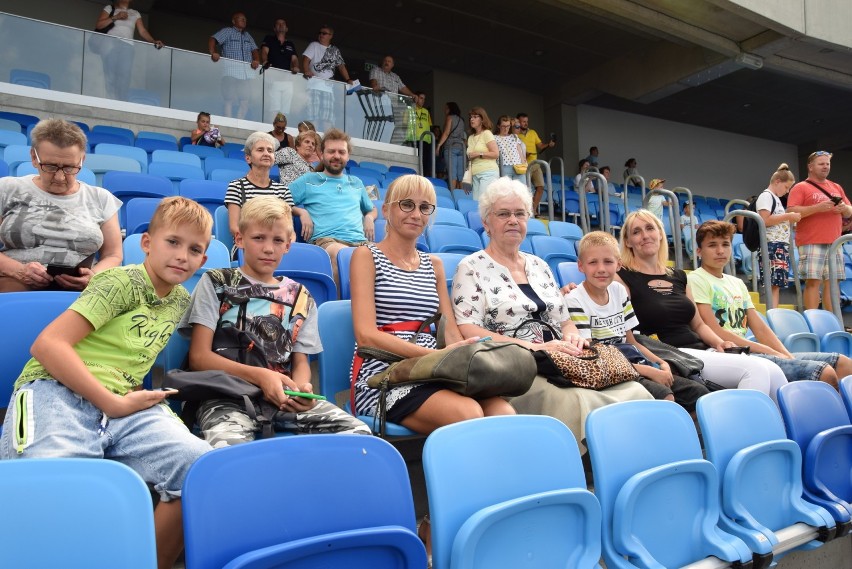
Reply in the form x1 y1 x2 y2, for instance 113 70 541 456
787 151 852 311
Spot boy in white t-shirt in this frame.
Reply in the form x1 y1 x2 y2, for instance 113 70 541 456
565 231 708 411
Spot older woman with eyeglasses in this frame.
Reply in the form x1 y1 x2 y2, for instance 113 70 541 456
0 119 122 292
451 177 652 449
351 174 515 435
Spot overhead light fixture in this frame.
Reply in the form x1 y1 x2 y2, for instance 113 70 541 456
735 53 763 70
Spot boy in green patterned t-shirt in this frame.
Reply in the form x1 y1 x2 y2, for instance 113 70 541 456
1 197 214 569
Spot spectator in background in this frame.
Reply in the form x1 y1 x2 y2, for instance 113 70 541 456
190 112 225 148
466 107 499 200
493 115 526 182
302 25 353 132
296 121 320 162
275 131 319 186
755 164 801 308
261 18 299 73
209 12 260 120
786 151 852 311
261 19 300 117
435 102 466 190
586 146 599 166
646 178 670 220
681 201 698 257
574 159 594 194
599 165 621 197
369 55 417 146
410 92 434 174
288 129 376 284
93 0 163 101
623 157 640 184
431 125 446 180
516 112 555 213
269 112 295 150
224 132 307 247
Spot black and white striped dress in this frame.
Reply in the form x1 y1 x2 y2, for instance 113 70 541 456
353 244 439 417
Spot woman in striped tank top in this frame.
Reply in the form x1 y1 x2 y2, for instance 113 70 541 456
350 175 515 431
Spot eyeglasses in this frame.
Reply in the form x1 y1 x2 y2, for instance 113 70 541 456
391 199 436 215
32 148 82 175
491 209 530 220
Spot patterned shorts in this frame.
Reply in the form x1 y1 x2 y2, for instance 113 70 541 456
308 89 335 123
758 241 790 288
798 243 843 281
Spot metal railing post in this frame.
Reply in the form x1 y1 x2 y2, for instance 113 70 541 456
622 174 645 215
672 187 697 269
644 189 683 269
790 231 803 311
828 235 852 324
724 210 774 310
724 199 749 217
549 157 565 222
581 172 611 233
418 131 434 178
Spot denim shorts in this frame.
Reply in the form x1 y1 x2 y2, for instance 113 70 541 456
753 352 839 383
0 380 212 501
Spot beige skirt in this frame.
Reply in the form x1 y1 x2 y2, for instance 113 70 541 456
510 377 653 453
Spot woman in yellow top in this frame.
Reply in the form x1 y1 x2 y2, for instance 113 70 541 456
466 106 499 201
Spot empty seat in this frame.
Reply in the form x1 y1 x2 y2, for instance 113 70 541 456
766 308 821 353
388 165 416 175
134 138 179 154
124 197 163 235
436 196 455 210
426 176 449 189
530 235 578 276
433 252 465 296
803 309 852 357
209 168 247 183
336 246 357 300
0 131 27 161
102 171 176 229
526 218 549 236
213 205 233 253
91 125 135 146
147 162 206 192
0 111 39 133
204 157 248 178
548 220 583 243
455 198 479 217
0 118 23 134
181 144 225 163
9 68 50 89
557 261 585 287
84 154 142 186
178 179 227 216
359 161 388 175
427 226 483 255
151 149 202 169
433 207 467 227
93 143 148 174
136 131 178 144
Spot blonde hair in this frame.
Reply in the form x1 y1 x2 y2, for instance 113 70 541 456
239 196 293 235
578 231 619 260
770 163 795 185
384 174 437 205
148 196 213 239
619 209 669 272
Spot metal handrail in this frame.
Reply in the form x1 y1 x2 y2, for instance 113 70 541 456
548 157 566 222
622 174 645 216
528 160 554 220
580 172 611 233
724 210 773 310
828 234 852 323
576 173 591 233
725 199 749 216
790 229 803 311
417 131 435 178
672 187 697 269
644 189 683 269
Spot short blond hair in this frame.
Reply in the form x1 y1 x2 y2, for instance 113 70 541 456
578 231 619 260
239 196 293 236
148 197 213 241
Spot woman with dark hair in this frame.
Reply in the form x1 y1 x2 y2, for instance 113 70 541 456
435 102 466 190
493 114 526 182
466 106 499 200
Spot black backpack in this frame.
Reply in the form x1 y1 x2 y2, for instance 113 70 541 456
742 190 778 252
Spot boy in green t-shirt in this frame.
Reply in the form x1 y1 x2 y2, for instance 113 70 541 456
1 197 214 569
688 220 852 398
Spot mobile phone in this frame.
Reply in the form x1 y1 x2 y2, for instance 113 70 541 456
46 264 81 278
283 390 327 400
723 346 750 355
477 336 493 342
831 196 843 206
154 388 179 392
549 132 557 142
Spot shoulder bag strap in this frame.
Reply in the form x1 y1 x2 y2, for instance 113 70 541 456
804 179 837 200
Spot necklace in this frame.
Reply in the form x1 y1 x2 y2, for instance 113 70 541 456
384 248 419 271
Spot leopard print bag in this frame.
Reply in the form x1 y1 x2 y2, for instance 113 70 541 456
509 318 639 390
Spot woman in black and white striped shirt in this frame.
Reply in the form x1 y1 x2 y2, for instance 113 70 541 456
224 131 307 241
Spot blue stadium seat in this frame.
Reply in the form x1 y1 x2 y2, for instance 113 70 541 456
0 131 27 161
548 220 583 243
388 165 416 175
83 154 142 186
353 171 382 189
337 246 357 300
102 171 176 230
433 252 465 297
0 459 157 569
316 300 418 436
433 207 467 227
178 179 227 216
209 168 246 183
151 149 202 168
86 132 133 149
3 145 31 173
147 162 206 192
0 111 39 133
526 218 549 236
72 121 90 134
777 381 852 534
427 226 482 254
465 211 484 235
587 400 753 569
93 143 148 174
436 195 455 210
91 125 134 146
204 157 248 178
803 309 852 357
182 435 425 569
456 198 478 217
766 308 821 353
124 197 162 235
136 131 178 144
557 261 585 287
213 205 234 254
433 186 453 201
0 118 23 134
0 159 8 177
274 270 337 306
9 68 50 89
134 138 178 155
530 235 578 276
181 144 225 163
359 161 388 175
698 390 836 562
383 171 406 186
219 142 245 155
426 176 449 189
424 416 602 569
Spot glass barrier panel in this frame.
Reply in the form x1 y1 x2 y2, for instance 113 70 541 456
344 90 416 146
0 13 84 95
170 50 265 122
261 67 309 125
81 32 172 105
